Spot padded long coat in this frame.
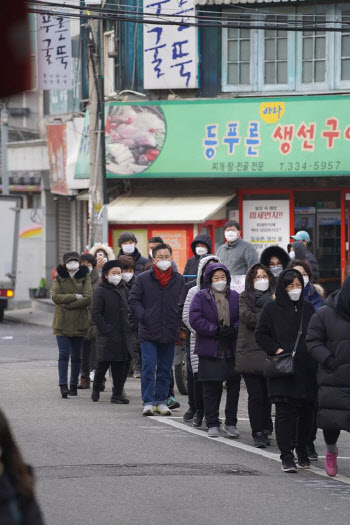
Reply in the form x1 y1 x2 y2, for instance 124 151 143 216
306 285 350 431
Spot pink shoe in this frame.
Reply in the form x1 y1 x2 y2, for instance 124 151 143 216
325 449 338 477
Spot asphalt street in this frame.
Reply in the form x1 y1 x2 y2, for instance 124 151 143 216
1 320 350 525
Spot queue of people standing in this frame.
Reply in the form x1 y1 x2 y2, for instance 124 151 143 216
50 222 350 479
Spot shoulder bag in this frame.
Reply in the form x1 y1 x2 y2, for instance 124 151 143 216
263 308 304 379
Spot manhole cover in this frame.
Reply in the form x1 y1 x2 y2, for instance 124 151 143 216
35 463 259 479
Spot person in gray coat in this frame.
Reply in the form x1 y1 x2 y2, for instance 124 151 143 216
216 220 258 276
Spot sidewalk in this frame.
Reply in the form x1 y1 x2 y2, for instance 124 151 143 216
5 307 52 328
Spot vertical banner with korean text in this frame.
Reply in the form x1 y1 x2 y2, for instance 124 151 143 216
143 0 198 89
242 200 290 257
46 123 68 195
36 14 72 90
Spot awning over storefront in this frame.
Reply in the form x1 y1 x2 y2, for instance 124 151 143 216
108 194 235 224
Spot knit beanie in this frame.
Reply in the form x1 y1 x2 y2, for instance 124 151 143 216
80 254 97 267
102 260 122 274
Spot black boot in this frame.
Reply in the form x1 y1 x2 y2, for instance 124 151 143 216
91 390 100 402
193 410 204 427
111 395 129 404
69 385 77 396
60 385 69 399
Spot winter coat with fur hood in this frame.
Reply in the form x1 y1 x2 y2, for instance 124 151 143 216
306 277 350 431
260 245 290 275
189 263 240 358
235 264 275 375
89 243 115 261
183 234 212 282
255 269 316 401
51 265 92 337
182 255 220 373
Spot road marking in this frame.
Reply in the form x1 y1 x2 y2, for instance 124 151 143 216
153 417 350 485
0 336 13 340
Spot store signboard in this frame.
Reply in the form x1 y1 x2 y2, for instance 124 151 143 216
36 14 72 90
74 96 350 179
143 0 198 89
242 200 290 256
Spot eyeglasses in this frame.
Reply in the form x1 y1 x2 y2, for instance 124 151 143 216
269 262 282 268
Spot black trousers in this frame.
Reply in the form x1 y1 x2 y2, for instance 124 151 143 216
81 338 95 379
193 373 204 412
323 428 341 445
275 400 314 460
94 361 128 396
202 374 241 428
186 346 195 410
243 373 272 436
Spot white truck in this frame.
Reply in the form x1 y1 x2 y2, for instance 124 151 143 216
0 195 21 321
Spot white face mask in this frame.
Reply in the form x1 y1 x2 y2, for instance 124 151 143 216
225 230 238 243
122 272 134 283
303 275 309 286
108 274 122 286
271 266 283 277
122 243 135 255
254 278 269 292
288 289 302 301
196 246 208 256
156 260 171 272
289 251 296 260
211 280 227 292
66 261 79 272
86 266 93 274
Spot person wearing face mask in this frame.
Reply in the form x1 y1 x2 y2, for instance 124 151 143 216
189 263 240 438
287 259 326 462
288 240 319 284
236 264 275 448
255 269 316 473
148 237 178 272
89 243 116 276
51 252 93 398
291 231 319 283
306 275 350 478
183 233 212 283
91 260 131 403
117 232 148 276
260 245 290 279
118 255 142 379
77 254 99 390
216 221 258 278
129 243 185 416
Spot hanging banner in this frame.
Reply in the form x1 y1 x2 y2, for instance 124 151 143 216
74 95 350 179
36 14 72 90
143 0 198 89
242 200 290 256
46 124 68 195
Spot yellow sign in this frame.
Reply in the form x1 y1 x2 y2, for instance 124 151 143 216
260 102 285 124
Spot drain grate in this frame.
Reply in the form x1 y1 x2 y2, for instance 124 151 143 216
35 463 259 479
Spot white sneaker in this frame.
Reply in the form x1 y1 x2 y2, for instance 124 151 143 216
89 370 95 381
223 425 240 439
154 404 172 416
143 404 154 416
208 427 220 438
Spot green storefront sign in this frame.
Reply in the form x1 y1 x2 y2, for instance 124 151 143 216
74 95 350 179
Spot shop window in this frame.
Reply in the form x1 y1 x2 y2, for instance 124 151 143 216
222 18 255 92
264 16 289 85
301 15 326 83
340 11 350 81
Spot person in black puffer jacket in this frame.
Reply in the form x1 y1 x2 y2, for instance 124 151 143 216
306 276 350 477
255 269 316 473
183 233 212 282
0 408 45 525
117 231 148 275
91 260 131 404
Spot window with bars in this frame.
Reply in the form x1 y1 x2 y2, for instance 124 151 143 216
221 4 350 93
226 24 251 87
341 11 350 81
264 16 288 85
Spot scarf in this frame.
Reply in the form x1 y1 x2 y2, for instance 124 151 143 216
212 289 230 326
254 289 272 309
154 265 172 288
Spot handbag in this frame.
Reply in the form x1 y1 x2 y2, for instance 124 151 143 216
263 309 304 379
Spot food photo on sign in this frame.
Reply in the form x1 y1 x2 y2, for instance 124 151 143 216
105 105 166 175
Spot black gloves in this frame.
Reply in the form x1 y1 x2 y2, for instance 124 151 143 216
217 326 236 338
324 355 335 371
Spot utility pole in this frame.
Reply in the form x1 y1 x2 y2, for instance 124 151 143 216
86 3 108 248
1 105 9 196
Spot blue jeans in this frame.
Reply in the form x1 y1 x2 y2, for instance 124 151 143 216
140 341 175 406
56 336 83 386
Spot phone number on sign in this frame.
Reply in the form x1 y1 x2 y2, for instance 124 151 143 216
280 161 341 171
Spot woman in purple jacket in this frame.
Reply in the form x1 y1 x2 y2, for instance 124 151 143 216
189 263 240 438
